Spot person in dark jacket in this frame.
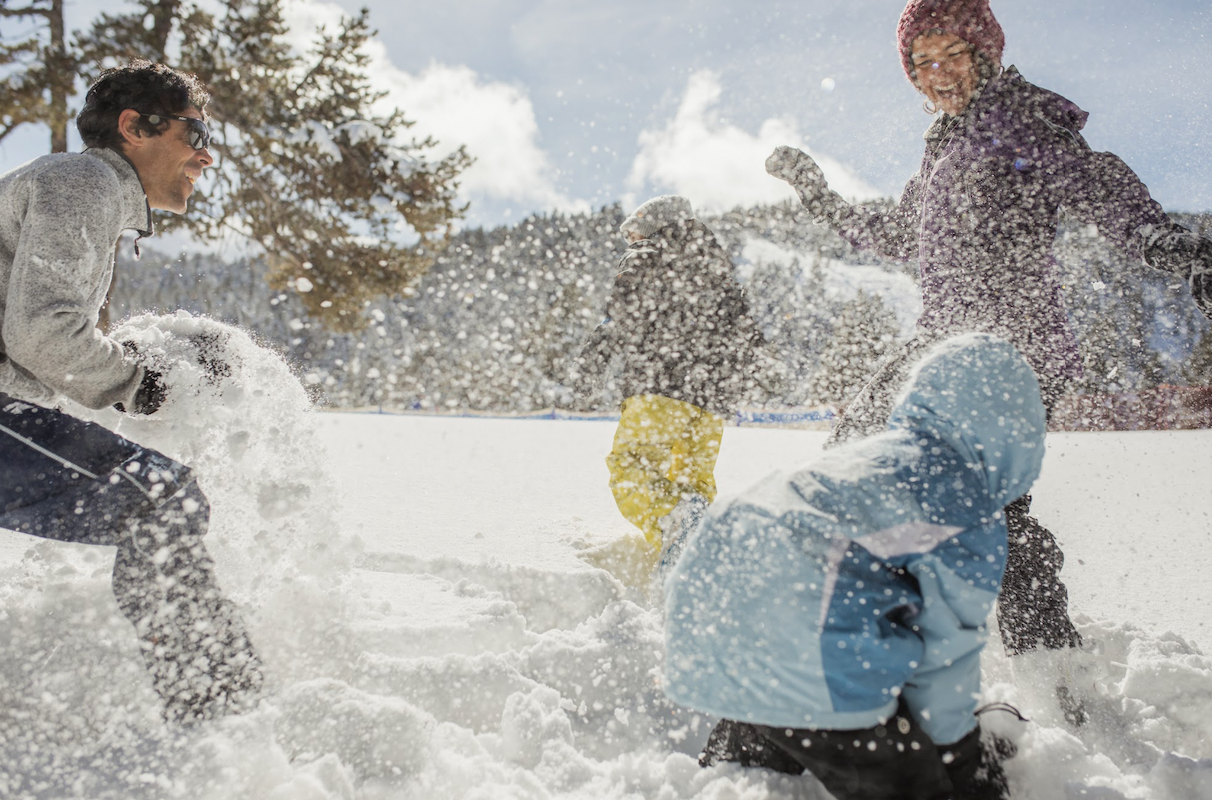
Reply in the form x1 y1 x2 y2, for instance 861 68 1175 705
667 333 1043 800
0 61 262 723
763 0 1212 708
574 195 764 587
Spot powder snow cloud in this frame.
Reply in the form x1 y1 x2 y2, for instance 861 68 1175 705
625 70 882 214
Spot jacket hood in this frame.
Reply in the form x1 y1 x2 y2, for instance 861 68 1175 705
981 66 1088 136
619 219 728 274
887 333 1046 509
924 67 1088 146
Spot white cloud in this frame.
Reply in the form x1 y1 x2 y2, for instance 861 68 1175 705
283 0 584 218
626 71 882 214
378 64 586 214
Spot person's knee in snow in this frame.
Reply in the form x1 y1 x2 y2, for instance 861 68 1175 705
102 469 263 722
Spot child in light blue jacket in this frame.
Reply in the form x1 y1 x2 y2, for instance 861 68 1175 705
664 333 1046 800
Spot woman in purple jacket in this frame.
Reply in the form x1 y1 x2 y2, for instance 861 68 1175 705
765 0 1212 713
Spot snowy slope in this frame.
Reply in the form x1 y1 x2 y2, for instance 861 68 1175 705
1 316 1210 800
739 237 923 339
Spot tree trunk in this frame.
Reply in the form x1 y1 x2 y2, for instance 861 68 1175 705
47 0 70 153
149 0 180 59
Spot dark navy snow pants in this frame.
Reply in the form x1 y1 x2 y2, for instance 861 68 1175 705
0 393 218 645
1 394 263 720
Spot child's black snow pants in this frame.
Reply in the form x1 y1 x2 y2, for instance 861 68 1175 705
699 701 1009 800
0 394 262 721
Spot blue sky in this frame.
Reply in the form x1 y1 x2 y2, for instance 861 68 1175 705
3 0 1209 231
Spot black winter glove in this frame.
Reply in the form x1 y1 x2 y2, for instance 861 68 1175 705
1141 222 1212 319
765 146 844 222
131 368 167 415
1191 270 1212 319
114 341 167 415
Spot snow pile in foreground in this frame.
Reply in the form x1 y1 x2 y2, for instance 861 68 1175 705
1 315 1210 799
100 312 364 686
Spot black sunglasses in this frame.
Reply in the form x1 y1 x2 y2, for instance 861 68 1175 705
140 112 211 150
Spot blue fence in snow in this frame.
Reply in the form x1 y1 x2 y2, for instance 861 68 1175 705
334 405 838 429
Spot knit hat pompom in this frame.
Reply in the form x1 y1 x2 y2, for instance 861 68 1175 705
897 0 1004 85
620 195 695 240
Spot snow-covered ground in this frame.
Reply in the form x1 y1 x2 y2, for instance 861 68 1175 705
1 316 1211 799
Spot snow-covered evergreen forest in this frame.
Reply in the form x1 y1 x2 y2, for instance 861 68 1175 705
110 205 1212 414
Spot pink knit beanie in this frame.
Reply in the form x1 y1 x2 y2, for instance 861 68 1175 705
897 0 1004 84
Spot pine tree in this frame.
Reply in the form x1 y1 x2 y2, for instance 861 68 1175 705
76 0 471 331
0 0 78 152
745 257 834 406
806 289 900 408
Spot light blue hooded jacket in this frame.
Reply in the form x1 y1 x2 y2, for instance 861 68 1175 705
663 333 1047 746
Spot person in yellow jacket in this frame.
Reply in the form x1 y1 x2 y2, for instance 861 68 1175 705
573 196 765 589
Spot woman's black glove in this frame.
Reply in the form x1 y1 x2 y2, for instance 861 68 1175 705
1141 222 1212 319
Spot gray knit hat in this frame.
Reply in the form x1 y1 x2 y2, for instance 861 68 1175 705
620 195 695 240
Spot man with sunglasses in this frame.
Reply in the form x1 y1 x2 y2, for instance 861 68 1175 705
0 60 262 723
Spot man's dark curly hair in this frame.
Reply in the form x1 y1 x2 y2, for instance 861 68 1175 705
77 59 210 150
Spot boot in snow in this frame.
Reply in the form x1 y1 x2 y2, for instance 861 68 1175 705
940 725 1014 800
140 595 264 724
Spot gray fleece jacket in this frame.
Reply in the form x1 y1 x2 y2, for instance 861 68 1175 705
0 147 152 410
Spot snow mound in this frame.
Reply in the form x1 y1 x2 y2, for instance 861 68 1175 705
104 311 357 588
983 615 1212 799
2 381 1209 799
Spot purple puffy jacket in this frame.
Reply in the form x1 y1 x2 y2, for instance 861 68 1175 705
831 66 1170 395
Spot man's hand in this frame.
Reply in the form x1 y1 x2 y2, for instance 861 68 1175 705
132 368 167 415
765 146 839 220
114 340 167 415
